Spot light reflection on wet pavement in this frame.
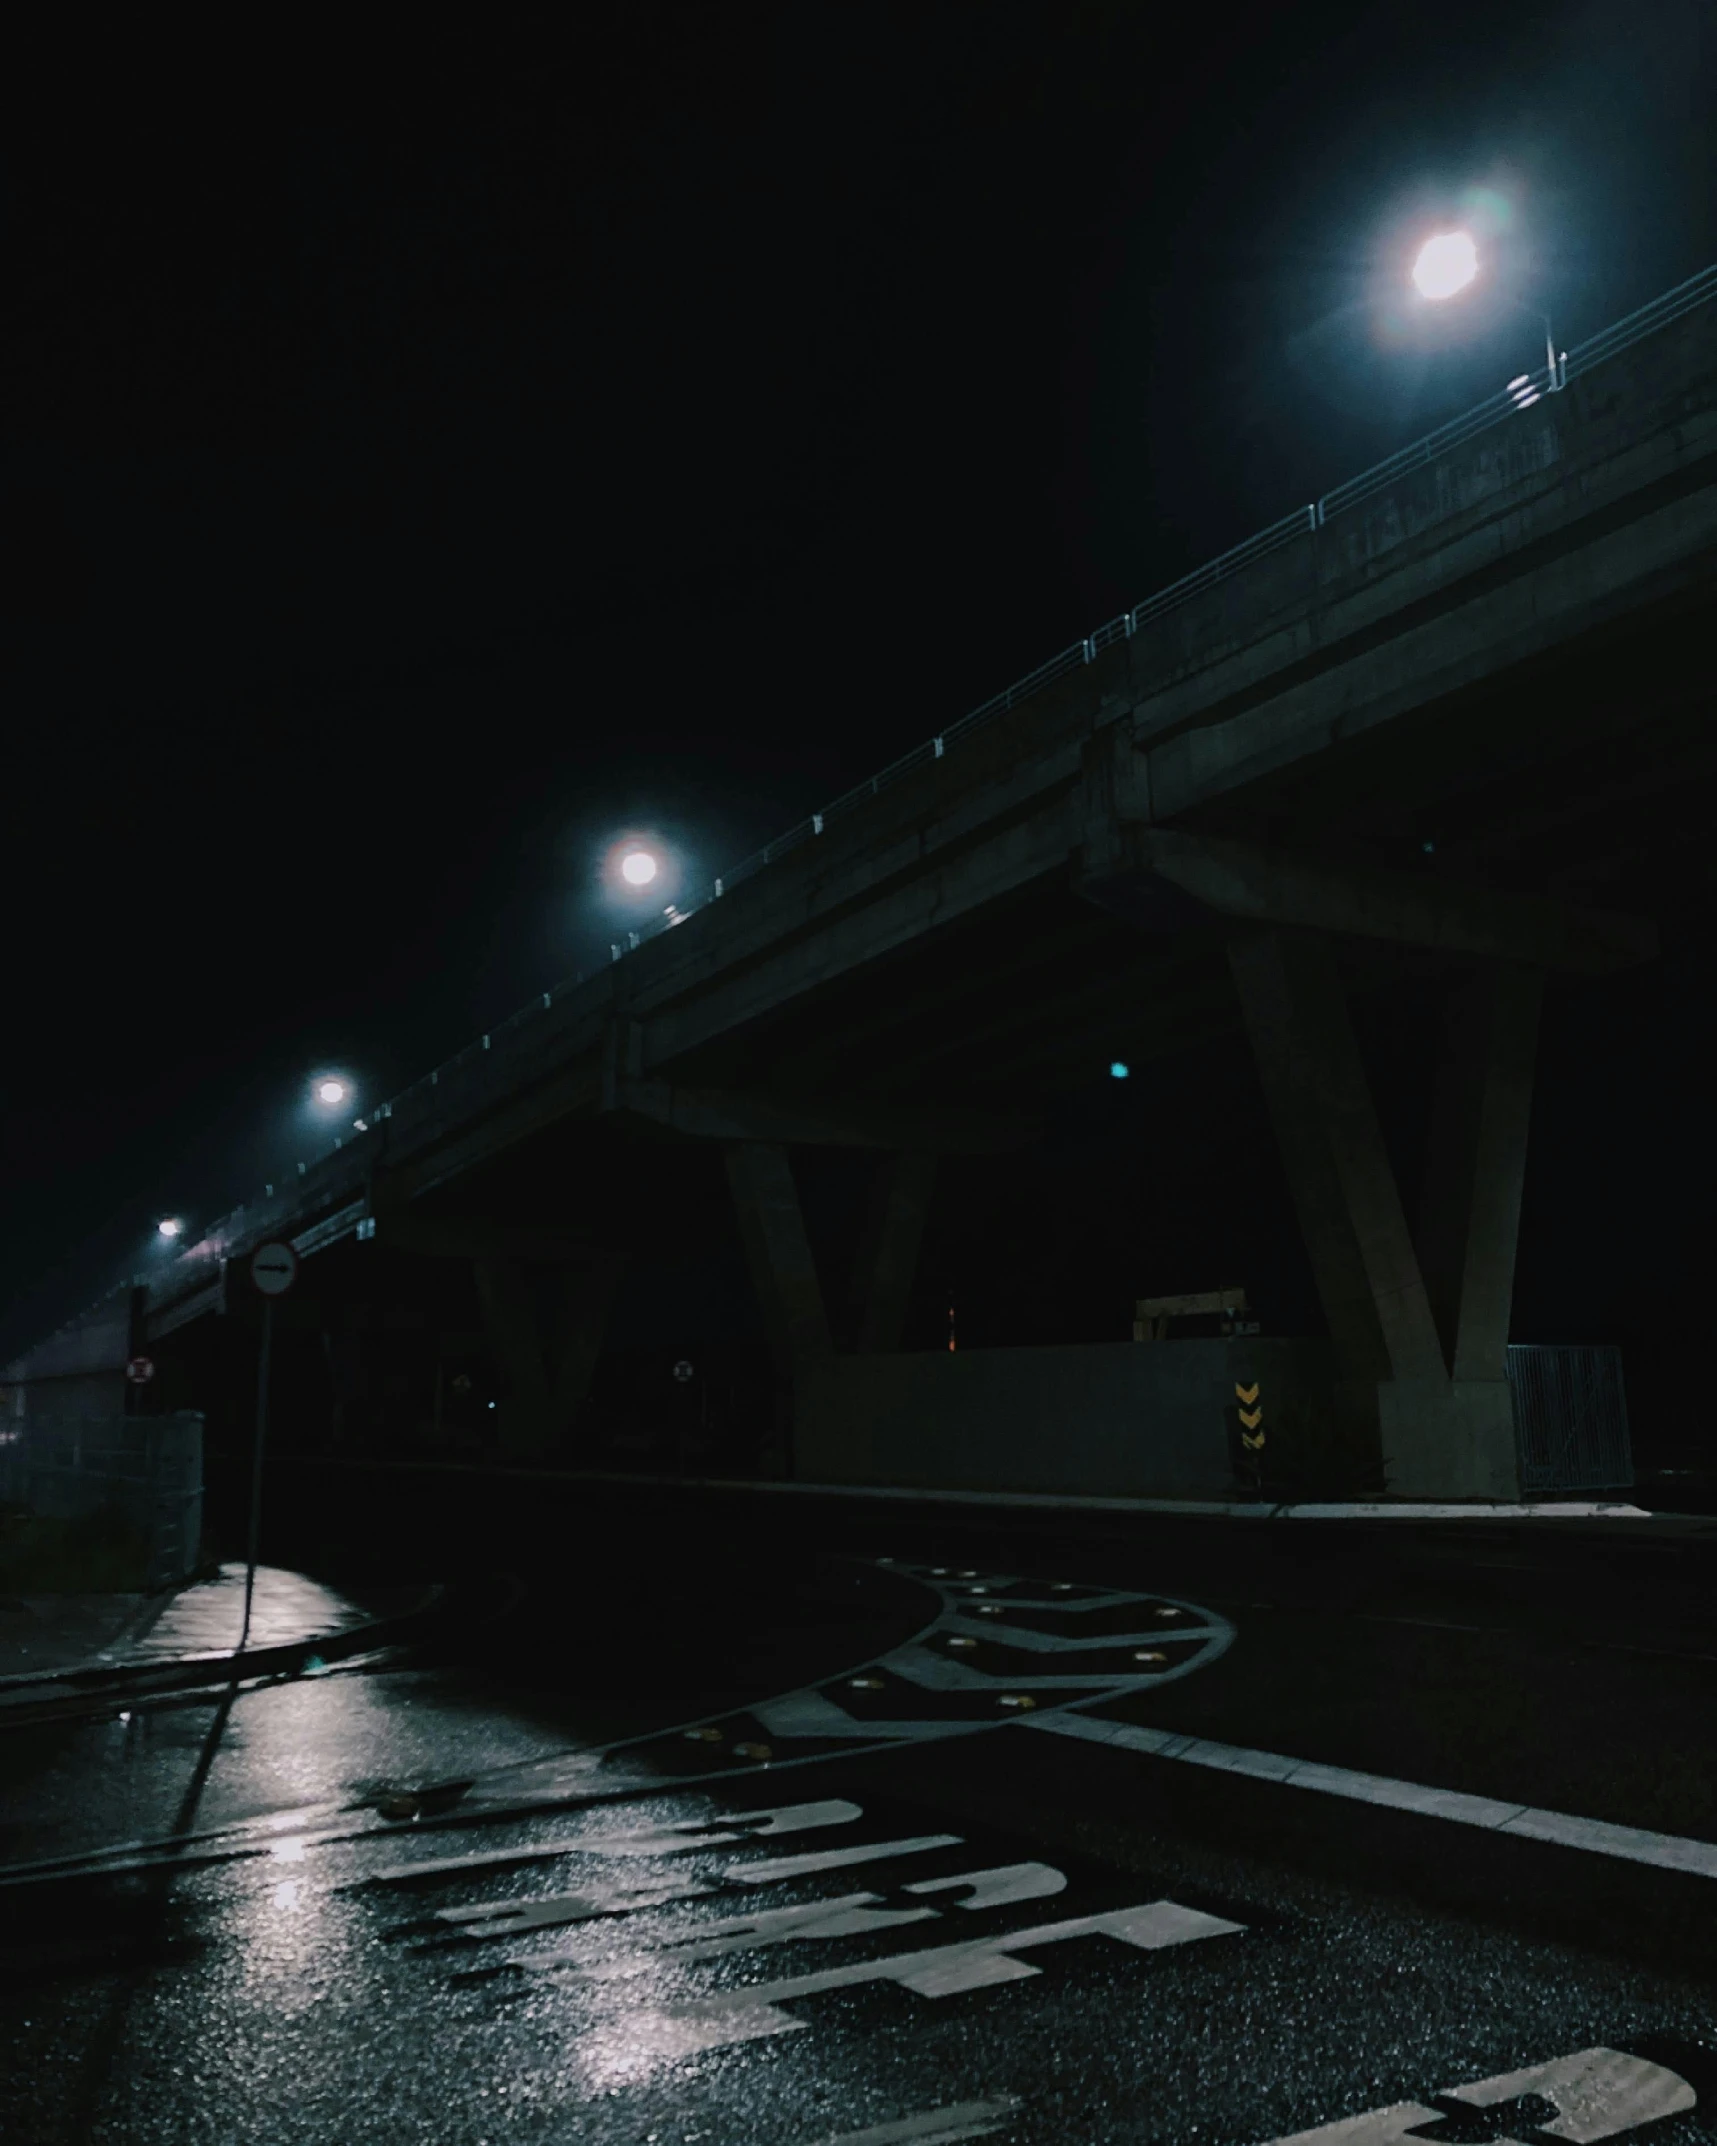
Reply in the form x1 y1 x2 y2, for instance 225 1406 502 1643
2 1552 1716 2145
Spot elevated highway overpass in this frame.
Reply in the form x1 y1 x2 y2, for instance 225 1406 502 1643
12 265 1717 1502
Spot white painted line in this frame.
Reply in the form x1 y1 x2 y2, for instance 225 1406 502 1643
543 1467 1655 1522
1029 1712 1717 1879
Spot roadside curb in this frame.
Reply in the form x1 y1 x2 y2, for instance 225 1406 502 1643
274 1455 1690 1532
0 1581 462 1731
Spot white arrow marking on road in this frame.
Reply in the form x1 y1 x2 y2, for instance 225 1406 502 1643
1255 2050 1696 2146
1444 2049 1696 2142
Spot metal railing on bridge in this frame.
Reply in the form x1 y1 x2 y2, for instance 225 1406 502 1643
168 257 1717 1266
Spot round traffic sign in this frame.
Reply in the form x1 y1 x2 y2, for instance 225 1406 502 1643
126 1355 155 1385
672 1359 695 1383
250 1241 299 1297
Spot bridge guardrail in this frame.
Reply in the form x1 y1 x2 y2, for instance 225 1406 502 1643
154 259 1717 1280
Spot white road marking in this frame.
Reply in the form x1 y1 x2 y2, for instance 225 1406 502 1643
807 2098 1021 2145
435 1875 712 1934
622 1897 1245 2054
1443 2048 1695 2141
366 1798 863 1885
522 1889 941 1975
1254 2050 1695 2146
904 1864 1065 1911
729 1834 964 1883
1264 2102 1446 2146
1031 1712 1717 1880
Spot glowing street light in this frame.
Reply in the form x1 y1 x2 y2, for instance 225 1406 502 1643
313 1076 350 1109
619 848 659 887
1410 226 1562 393
157 1216 184 1240
1411 229 1479 301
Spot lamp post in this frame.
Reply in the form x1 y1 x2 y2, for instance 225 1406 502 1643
1411 229 1564 392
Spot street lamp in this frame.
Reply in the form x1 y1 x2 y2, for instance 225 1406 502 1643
1411 227 1563 394
619 848 659 887
1411 230 1478 301
156 1216 184 1240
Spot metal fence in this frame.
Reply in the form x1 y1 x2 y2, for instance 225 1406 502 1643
138 256 1717 1282
1506 1346 1633 1494
0 1414 205 1589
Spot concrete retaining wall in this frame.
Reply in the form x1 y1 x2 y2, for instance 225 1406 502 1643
795 1339 1332 1500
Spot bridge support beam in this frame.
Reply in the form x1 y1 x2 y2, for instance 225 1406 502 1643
1228 929 1523 1500
846 1150 937 1354
724 1141 832 1478
473 1255 627 1461
1419 963 1544 1384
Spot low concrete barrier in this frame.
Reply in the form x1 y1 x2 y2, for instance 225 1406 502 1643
795 1340 1335 1500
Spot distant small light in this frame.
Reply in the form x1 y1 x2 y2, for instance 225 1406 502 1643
620 850 658 887
157 1217 184 1240
352 1117 368 1132
1506 373 1530 390
487 1401 497 1410
1109 1061 1130 1080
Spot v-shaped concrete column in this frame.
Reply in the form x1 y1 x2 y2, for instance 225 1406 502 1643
1417 963 1544 1384
725 1141 833 1477
1228 929 1523 1498
474 1254 628 1460
846 1151 938 1355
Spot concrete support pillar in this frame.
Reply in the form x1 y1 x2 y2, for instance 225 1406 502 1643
846 1151 937 1354
474 1255 625 1460
1228 928 1519 1499
1417 963 1544 1382
724 1141 832 1477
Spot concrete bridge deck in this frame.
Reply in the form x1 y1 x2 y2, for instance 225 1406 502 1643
11 271 1717 1502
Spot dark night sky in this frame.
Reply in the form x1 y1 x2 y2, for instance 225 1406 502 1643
3 3 1713 1354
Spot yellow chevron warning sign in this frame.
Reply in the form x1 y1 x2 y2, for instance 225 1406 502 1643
1236 1383 1259 1406
1234 1379 1265 1455
1239 1406 1263 1431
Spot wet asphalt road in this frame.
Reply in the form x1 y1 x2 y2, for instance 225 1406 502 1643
3 1490 1717 2146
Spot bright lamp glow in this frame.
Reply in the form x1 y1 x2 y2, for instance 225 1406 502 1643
316 1078 348 1107
157 1216 184 1240
620 849 659 887
1412 230 1479 300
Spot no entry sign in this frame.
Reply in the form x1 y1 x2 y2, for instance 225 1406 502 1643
250 1241 299 1297
125 1355 155 1385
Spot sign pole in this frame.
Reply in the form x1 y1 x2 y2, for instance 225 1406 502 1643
241 1240 299 1654
241 1297 273 1653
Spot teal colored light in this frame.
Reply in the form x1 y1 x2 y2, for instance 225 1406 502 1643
1109 1061 1130 1080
